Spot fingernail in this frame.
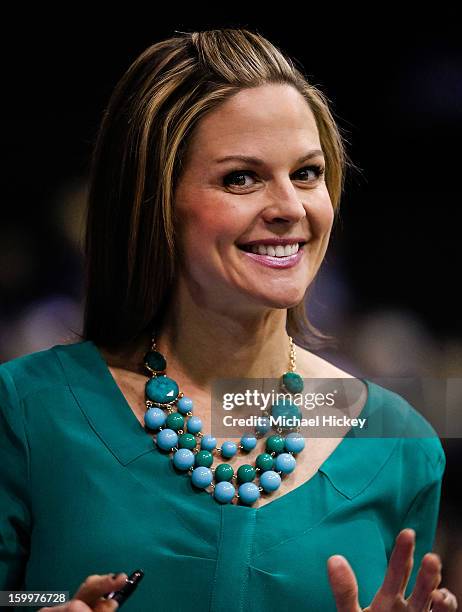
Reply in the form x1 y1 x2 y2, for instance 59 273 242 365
111 573 125 580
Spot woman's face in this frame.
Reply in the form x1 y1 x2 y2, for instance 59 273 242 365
173 83 334 316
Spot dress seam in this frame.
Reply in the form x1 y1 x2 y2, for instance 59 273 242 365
209 507 225 612
239 511 256 612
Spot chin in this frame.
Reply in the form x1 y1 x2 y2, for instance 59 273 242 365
251 291 307 310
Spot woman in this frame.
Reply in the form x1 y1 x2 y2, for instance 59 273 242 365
0 28 457 611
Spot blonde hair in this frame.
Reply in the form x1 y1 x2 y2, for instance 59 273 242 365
82 28 354 352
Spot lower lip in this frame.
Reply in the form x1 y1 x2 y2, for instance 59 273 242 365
238 245 304 268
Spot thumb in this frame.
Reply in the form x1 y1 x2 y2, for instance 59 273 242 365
327 555 362 612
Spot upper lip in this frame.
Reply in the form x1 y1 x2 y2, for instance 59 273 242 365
237 237 309 247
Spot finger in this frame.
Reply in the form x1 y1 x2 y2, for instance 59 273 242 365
431 587 459 612
327 555 361 612
73 573 128 607
40 602 91 611
407 553 442 611
379 528 415 599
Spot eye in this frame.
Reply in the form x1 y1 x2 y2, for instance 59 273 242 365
222 164 325 189
296 165 325 182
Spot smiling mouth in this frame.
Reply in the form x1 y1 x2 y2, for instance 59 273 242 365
237 242 306 257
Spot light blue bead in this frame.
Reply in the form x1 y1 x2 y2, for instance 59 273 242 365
186 415 202 434
260 470 282 492
144 407 166 430
284 432 305 453
201 435 217 451
240 435 257 451
275 452 296 474
213 481 236 504
255 415 271 435
173 448 195 470
156 428 178 451
191 466 213 489
177 396 194 415
238 482 260 505
221 441 238 458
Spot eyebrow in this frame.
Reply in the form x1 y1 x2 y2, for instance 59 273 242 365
214 149 325 165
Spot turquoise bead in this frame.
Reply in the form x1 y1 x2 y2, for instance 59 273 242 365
255 453 274 472
240 435 257 451
144 407 166 430
284 432 305 453
215 464 234 482
166 412 184 431
282 371 304 393
191 466 213 488
177 396 193 415
266 435 285 454
146 375 179 404
156 428 178 451
201 435 217 451
195 450 213 468
144 350 166 372
214 481 236 504
173 448 195 470
271 397 302 426
255 415 271 435
186 416 202 434
221 441 238 458
238 482 260 505
178 433 197 450
260 470 282 492
237 464 256 483
275 452 296 474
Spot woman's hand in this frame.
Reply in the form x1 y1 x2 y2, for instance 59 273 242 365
38 572 128 611
327 529 458 611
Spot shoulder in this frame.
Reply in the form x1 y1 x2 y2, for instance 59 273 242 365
375 380 446 476
297 347 445 476
0 341 81 403
295 346 357 380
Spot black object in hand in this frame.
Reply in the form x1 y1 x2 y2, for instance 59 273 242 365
103 569 144 607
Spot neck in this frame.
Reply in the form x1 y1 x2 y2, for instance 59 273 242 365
156 301 292 389
101 282 300 388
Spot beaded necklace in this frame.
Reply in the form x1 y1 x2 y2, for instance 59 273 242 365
142 331 306 506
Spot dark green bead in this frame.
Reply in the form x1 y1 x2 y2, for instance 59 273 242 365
237 464 256 483
282 371 304 393
215 463 234 482
166 412 184 431
144 350 167 372
266 435 285 454
195 450 213 467
178 433 197 449
256 453 274 472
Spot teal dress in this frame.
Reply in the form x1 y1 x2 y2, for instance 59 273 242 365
0 340 445 611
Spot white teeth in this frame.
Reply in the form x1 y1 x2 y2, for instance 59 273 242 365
249 243 300 256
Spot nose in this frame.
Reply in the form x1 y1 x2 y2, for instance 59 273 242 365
260 188 306 225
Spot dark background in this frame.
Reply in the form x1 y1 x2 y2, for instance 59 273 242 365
1 8 461 596
2 11 460 336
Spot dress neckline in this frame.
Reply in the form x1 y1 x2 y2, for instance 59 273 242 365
53 339 398 516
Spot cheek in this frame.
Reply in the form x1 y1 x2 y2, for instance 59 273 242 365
309 191 334 234
178 201 244 250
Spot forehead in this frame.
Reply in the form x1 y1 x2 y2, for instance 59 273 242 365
187 84 321 161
